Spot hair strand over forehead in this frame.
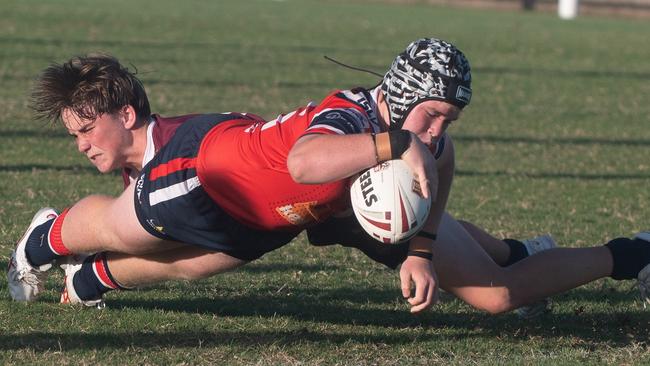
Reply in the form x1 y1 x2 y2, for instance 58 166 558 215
30 53 151 125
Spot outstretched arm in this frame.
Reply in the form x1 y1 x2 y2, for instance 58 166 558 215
288 131 436 198
399 134 455 313
287 133 377 184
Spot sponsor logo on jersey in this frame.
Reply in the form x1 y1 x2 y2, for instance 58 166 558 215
325 112 342 120
146 219 165 234
136 174 145 204
276 201 327 226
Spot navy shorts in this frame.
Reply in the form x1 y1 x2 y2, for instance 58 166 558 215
307 215 409 269
133 114 299 261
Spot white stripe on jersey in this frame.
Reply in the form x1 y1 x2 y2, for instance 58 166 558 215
261 110 298 131
129 118 157 185
299 102 316 115
244 102 318 133
142 119 156 167
149 176 201 206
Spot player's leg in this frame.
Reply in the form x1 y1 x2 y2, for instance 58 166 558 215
457 220 510 265
60 219 299 306
60 246 249 305
106 247 247 286
25 183 181 267
308 214 551 271
66 183 183 255
8 184 179 302
458 219 557 269
451 219 557 317
434 212 615 314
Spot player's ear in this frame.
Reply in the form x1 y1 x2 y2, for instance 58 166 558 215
120 105 138 130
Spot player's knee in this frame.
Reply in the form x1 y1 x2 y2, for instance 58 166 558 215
472 288 514 315
176 265 215 281
172 253 247 280
482 299 513 315
105 229 149 255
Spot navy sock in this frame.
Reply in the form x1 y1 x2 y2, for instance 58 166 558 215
72 253 124 301
503 239 529 267
24 218 58 267
605 237 650 280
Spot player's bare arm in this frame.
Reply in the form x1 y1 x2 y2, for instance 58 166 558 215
287 133 378 184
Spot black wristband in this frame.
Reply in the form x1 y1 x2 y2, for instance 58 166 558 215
417 231 437 241
407 250 433 261
388 130 412 159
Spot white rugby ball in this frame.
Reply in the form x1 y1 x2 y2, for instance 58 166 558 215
350 159 431 244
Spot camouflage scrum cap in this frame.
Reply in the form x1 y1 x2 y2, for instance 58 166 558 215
380 38 472 130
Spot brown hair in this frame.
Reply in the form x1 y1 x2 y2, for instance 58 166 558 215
31 53 151 124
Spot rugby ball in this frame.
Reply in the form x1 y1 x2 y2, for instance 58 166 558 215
350 159 431 244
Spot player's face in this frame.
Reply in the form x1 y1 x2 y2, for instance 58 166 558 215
401 100 460 147
62 109 131 173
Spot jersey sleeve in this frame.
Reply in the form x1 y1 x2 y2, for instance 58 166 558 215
301 91 372 137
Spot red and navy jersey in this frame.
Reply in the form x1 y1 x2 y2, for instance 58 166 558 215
121 113 264 187
196 88 390 231
121 114 191 187
128 87 447 232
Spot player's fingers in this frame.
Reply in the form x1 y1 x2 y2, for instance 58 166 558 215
410 285 433 313
407 279 428 306
413 170 430 199
410 300 432 314
400 275 412 299
402 146 431 199
428 282 437 305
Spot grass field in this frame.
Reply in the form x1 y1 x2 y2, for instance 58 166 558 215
2 0 650 364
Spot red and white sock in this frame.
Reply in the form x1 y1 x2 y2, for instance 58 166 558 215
25 208 72 267
72 252 131 301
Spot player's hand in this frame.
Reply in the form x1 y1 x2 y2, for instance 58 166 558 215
400 134 438 200
399 255 439 313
